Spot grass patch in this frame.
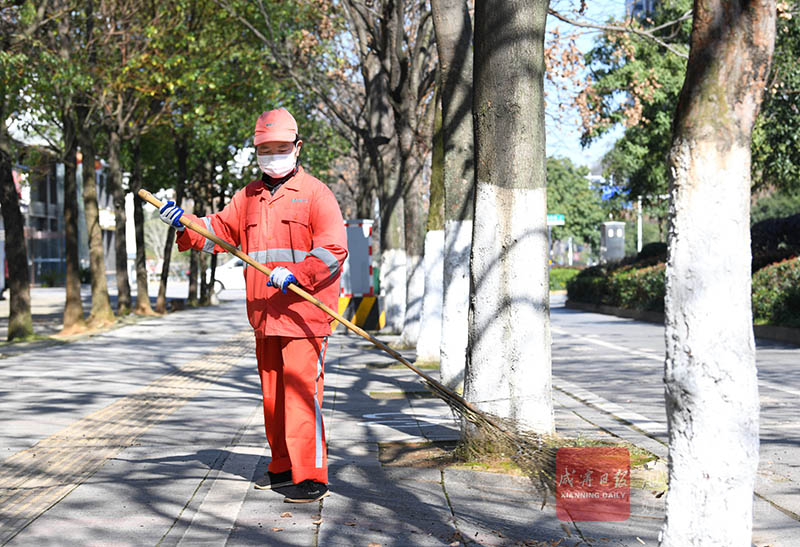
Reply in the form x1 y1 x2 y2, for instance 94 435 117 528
558 434 658 468
0 334 57 346
377 433 665 492
366 361 440 370
368 390 439 400
449 455 527 476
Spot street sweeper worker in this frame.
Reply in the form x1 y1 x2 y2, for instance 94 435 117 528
158 107 347 503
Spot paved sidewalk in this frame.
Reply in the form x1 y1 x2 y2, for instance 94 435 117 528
0 290 793 545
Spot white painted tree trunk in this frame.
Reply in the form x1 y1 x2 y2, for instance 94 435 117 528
465 185 554 433
400 254 424 346
658 1 774 542
660 140 759 547
380 249 407 334
440 219 472 389
416 229 444 363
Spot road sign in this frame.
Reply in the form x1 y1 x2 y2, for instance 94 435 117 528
547 214 565 226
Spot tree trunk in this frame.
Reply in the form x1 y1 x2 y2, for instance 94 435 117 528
187 175 206 307
466 0 553 433
379 168 406 334
660 2 775 545
399 169 426 347
431 0 475 389
199 251 210 305
188 249 199 306
76 105 114 327
61 107 86 332
416 79 445 363
156 133 188 313
0 116 33 340
75 0 113 327
365 57 405 333
130 138 154 315
203 184 226 306
107 129 131 314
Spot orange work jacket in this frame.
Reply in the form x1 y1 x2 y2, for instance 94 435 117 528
176 167 348 337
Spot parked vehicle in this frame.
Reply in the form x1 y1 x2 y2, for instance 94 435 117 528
210 256 246 293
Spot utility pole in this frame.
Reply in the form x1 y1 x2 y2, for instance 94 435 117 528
568 236 573 266
637 196 643 253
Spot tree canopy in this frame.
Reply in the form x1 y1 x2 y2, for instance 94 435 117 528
581 0 799 205
545 156 605 250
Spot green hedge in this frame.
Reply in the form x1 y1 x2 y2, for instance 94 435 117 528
567 263 665 312
568 256 800 328
549 267 581 291
752 258 800 327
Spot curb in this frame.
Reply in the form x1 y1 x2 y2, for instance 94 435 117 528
564 300 664 324
753 324 800 347
565 300 800 347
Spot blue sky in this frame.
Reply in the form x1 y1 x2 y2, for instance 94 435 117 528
544 1 626 170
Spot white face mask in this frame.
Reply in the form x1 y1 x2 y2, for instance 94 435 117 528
257 148 297 178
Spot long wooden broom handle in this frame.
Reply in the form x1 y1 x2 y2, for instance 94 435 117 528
137 189 474 407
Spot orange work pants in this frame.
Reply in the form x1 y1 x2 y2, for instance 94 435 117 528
255 335 328 484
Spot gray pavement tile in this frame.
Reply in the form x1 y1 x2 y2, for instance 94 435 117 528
7 445 224 547
226 455 320 547
444 468 663 546
316 464 456 546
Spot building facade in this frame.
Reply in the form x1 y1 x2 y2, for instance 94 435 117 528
626 0 658 19
5 154 116 285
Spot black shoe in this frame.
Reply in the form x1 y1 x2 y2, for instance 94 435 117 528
254 469 293 490
282 480 330 503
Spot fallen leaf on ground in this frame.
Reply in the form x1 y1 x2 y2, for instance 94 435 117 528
368 543 381 547
312 519 323 525
280 512 292 518
272 527 283 532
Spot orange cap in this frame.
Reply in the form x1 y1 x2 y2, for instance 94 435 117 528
254 108 298 146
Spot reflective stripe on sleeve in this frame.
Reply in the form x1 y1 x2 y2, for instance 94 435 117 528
202 217 216 254
309 247 339 277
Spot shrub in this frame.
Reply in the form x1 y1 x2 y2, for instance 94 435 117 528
752 257 800 327
567 257 666 312
566 265 610 305
637 242 667 262
569 254 800 328
751 213 800 272
79 266 92 284
549 267 581 291
600 264 665 311
39 270 64 287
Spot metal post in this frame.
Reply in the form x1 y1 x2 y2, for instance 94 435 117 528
568 236 573 266
637 196 643 253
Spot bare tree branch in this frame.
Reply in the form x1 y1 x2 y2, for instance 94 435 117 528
547 7 691 59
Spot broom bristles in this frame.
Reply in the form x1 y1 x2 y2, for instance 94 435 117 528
423 379 559 503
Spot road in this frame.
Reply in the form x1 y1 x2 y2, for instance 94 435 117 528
550 294 800 544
